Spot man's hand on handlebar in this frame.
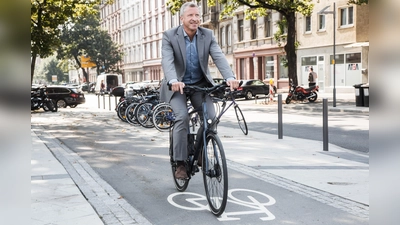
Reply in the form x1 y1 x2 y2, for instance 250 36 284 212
226 79 240 91
171 82 185 94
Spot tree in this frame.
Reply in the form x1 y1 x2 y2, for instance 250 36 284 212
56 11 122 83
348 0 368 5
166 0 314 86
36 55 66 84
31 0 112 84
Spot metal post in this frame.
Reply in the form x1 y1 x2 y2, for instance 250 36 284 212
97 94 100 108
333 2 336 107
318 3 336 107
109 94 111 110
278 94 283 139
103 94 105 109
323 98 329 151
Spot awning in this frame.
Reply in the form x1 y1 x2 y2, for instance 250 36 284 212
344 42 369 48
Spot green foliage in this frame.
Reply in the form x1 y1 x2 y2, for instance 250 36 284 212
31 0 114 82
348 0 368 5
36 55 66 83
57 10 123 79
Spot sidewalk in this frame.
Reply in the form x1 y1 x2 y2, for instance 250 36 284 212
31 92 369 224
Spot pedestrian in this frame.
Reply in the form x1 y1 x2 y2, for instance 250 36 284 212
269 78 277 97
100 80 105 95
308 67 318 87
160 2 240 179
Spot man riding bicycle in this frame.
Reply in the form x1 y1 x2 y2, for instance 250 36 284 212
160 2 239 179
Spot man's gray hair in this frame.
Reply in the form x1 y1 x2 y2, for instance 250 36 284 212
180 2 199 17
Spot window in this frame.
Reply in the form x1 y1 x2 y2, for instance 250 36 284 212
305 16 311 33
346 53 361 63
301 56 317 66
227 25 232 46
318 14 326 30
238 19 244 41
264 14 271 37
220 27 226 46
340 6 354 27
251 19 257 39
330 54 344 64
265 56 274 79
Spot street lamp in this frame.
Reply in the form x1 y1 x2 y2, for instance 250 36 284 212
318 3 336 107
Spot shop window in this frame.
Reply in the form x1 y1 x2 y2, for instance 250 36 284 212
346 53 361 63
330 54 345 64
279 57 288 79
301 56 317 66
265 56 274 79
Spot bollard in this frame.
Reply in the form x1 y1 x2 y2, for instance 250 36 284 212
97 94 100 108
278 94 283 139
109 94 111 111
103 94 105 109
323 98 329 151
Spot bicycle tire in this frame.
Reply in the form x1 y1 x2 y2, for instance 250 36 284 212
117 101 128 122
169 128 189 191
136 103 155 128
202 133 228 216
234 105 248 135
152 103 174 132
125 102 140 126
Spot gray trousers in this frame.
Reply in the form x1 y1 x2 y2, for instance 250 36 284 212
169 87 216 161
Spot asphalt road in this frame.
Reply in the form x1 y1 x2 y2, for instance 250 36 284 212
30 101 369 224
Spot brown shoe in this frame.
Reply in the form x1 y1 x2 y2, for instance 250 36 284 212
175 164 188 179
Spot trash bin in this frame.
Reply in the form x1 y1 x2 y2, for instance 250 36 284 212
353 84 364 107
361 83 369 107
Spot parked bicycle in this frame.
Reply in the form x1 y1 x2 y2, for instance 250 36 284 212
169 82 231 216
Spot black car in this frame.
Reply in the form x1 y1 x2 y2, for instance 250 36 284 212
46 86 86 108
235 79 270 100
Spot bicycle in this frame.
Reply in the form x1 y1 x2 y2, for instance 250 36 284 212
169 83 230 216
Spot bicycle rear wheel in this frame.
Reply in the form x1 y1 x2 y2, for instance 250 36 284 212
202 133 228 216
169 128 189 191
234 105 248 135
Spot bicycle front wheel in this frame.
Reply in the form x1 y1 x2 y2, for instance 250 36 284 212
234 105 248 135
202 133 228 216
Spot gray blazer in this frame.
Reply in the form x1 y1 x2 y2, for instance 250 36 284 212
160 25 235 103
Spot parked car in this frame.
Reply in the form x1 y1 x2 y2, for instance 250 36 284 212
235 79 270 100
46 86 86 108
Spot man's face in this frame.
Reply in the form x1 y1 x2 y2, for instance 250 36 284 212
180 7 200 33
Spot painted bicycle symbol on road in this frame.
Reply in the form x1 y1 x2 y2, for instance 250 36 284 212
167 188 276 221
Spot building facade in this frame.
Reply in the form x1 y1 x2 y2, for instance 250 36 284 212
121 0 144 82
97 0 369 92
296 0 369 92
